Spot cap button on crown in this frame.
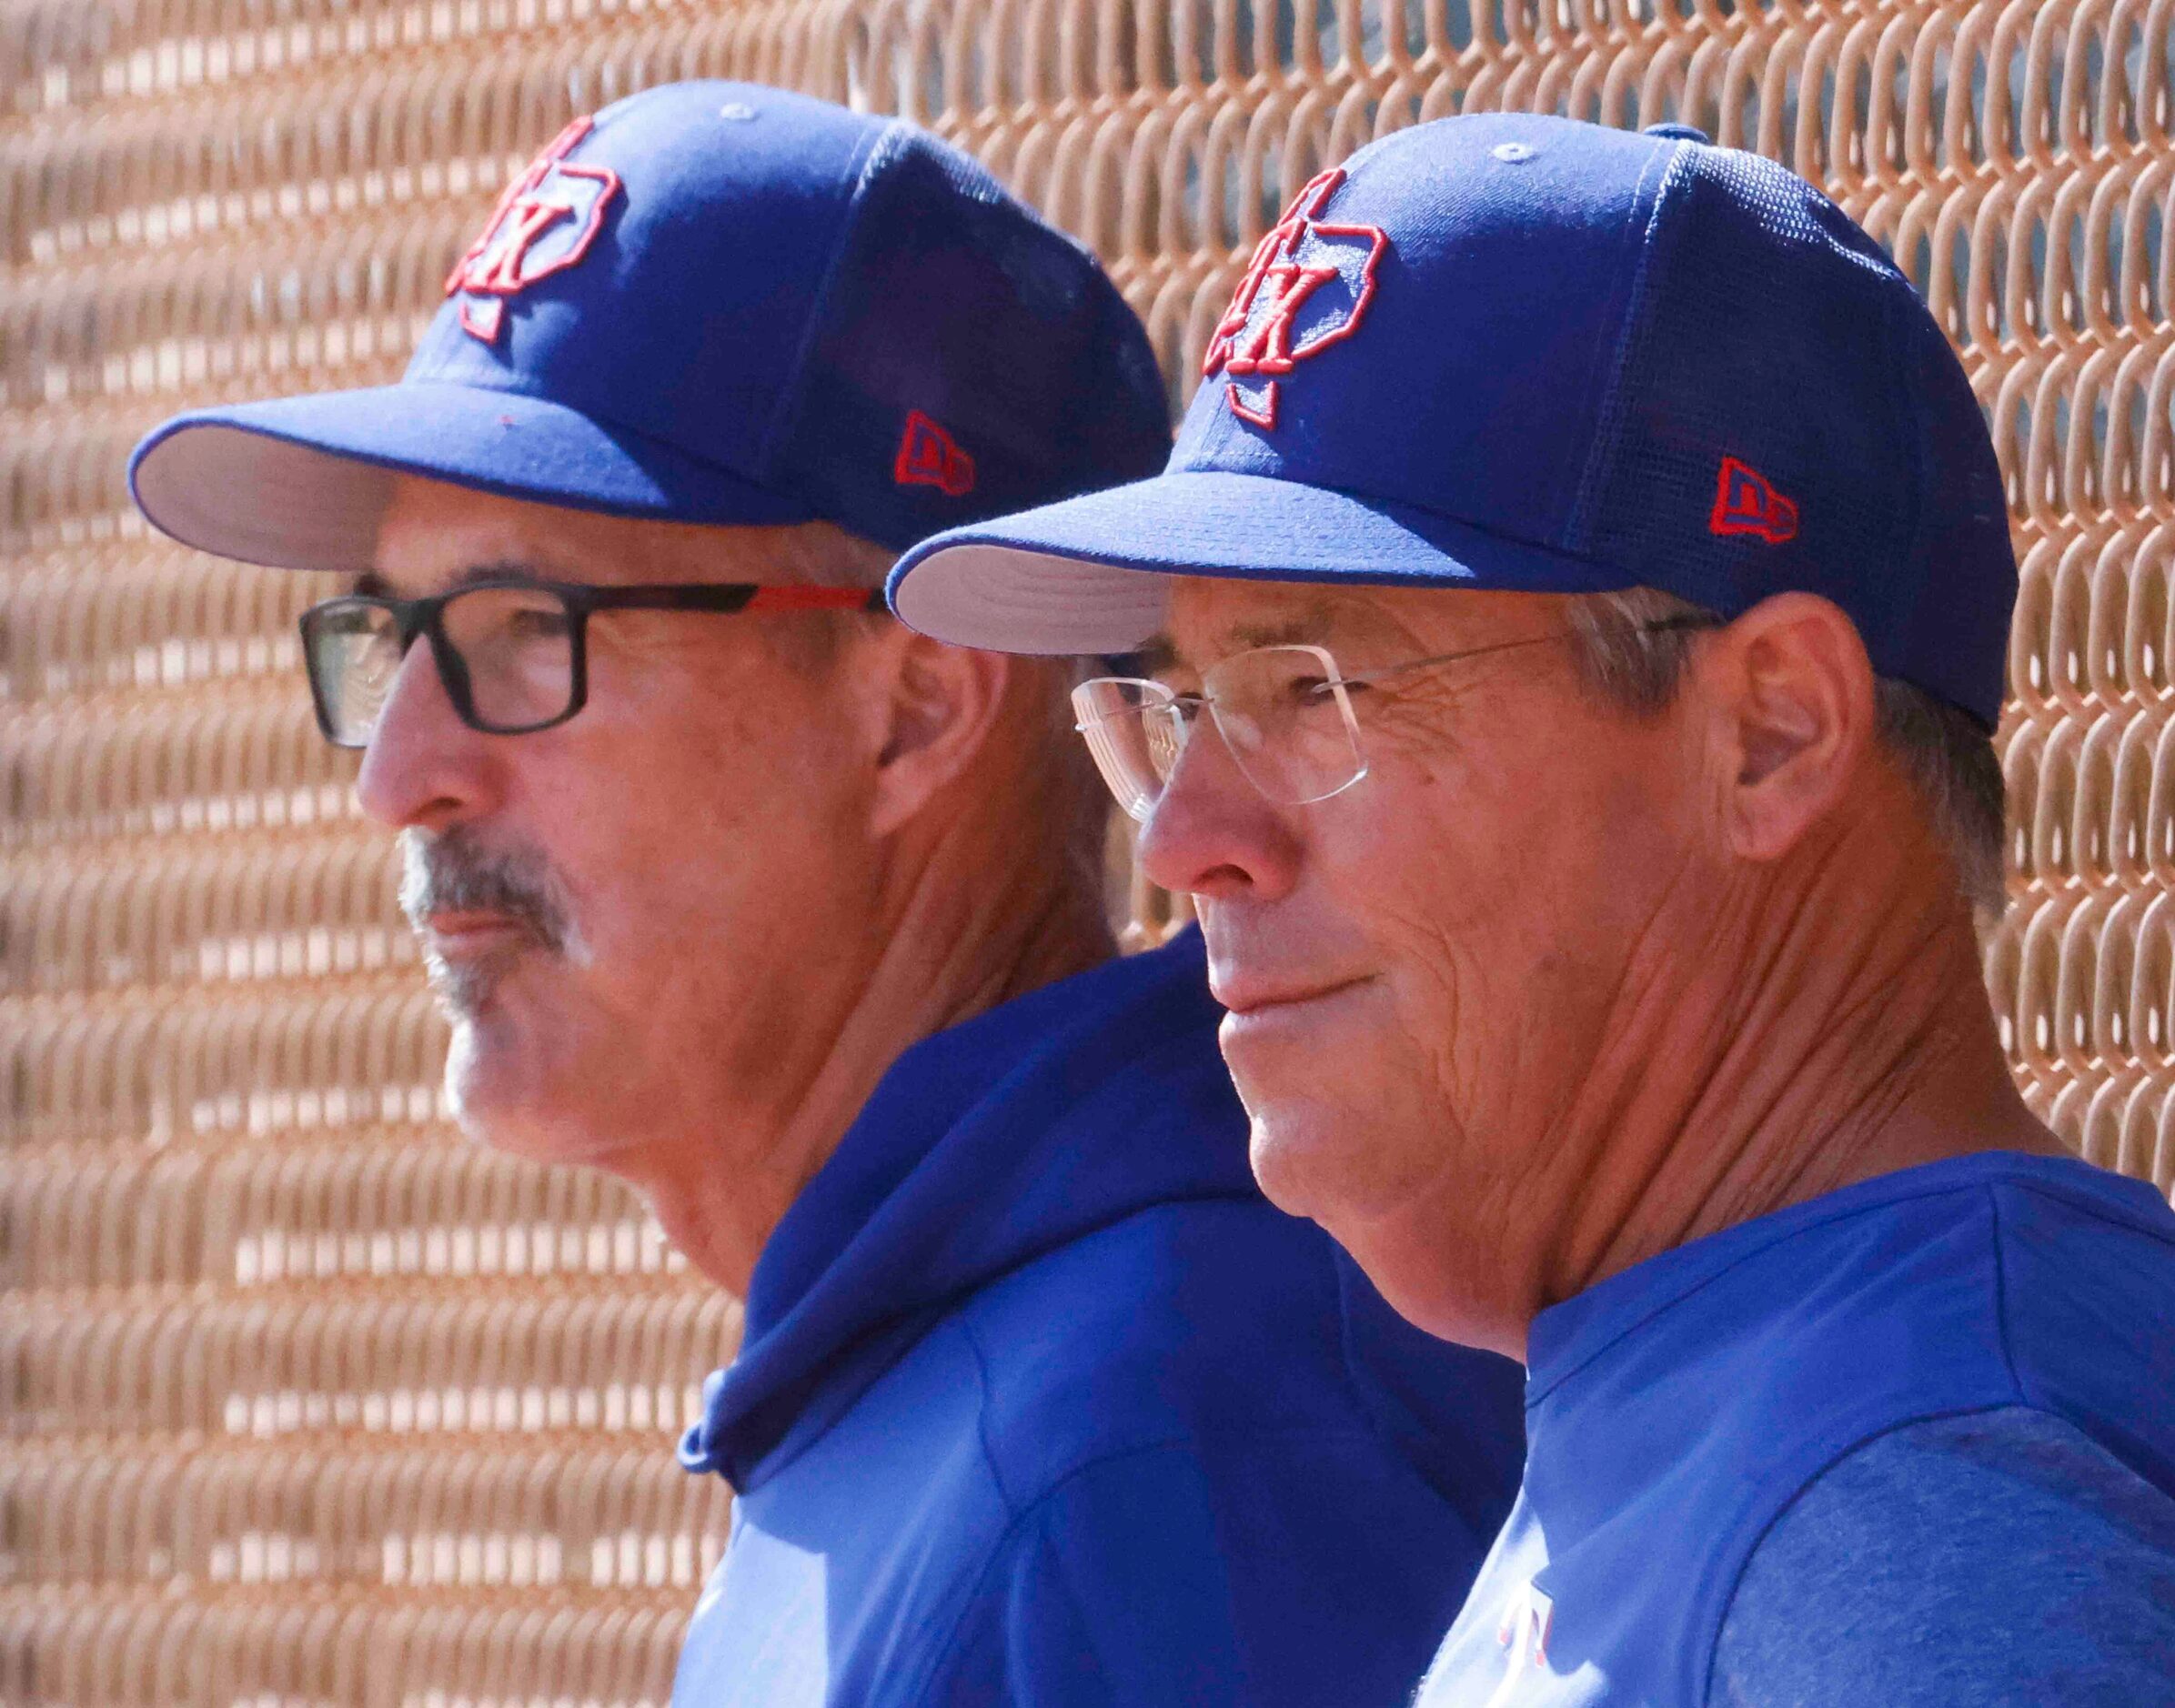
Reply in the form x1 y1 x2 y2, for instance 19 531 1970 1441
1642 123 1711 143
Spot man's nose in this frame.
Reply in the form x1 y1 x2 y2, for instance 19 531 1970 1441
352 640 503 832
1135 715 1304 902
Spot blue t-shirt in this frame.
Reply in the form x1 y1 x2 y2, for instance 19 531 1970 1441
1714 1407 2175 1705
1416 1151 2175 1706
671 933 1527 1707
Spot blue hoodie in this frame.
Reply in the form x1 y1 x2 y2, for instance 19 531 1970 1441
670 931 1526 1706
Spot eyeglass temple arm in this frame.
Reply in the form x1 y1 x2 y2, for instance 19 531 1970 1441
1332 615 1714 690
575 584 890 616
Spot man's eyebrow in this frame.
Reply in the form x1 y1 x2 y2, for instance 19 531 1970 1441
350 559 559 599
1226 618 1324 649
1148 598 1349 670
1135 618 1324 675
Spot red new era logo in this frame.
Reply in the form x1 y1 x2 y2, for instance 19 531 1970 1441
1709 456 1799 544
894 411 976 497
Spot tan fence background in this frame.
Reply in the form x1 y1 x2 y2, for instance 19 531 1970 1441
5 1 2173 1703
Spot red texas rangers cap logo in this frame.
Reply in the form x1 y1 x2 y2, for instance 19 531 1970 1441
444 116 623 344
1202 167 1388 430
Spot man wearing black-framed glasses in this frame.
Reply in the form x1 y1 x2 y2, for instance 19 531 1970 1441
129 82 1524 1708
301 573 886 747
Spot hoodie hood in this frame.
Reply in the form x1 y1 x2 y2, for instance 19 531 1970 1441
679 930 1254 1491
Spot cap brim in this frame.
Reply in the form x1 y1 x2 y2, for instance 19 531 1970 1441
887 469 1636 654
128 380 810 571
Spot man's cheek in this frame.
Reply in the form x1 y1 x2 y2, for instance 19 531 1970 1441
1334 794 1529 1116
1368 917 1481 1120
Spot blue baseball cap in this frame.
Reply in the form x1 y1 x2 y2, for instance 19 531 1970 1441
129 81 1169 570
889 115 2016 728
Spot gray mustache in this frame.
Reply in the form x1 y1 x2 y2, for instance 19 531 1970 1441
398 828 570 950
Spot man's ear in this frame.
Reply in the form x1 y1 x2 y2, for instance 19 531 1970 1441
1693 592 1878 866
868 632 1012 839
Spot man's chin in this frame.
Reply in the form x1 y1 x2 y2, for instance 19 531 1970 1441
423 944 528 1021
1244 1104 1351 1222
1224 1031 1366 1211
1244 1084 1455 1222
442 1020 620 1168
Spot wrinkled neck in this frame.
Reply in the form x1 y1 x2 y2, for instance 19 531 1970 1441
629 770 1113 1297
1528 824 2058 1334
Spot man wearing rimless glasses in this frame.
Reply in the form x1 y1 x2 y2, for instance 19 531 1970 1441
894 115 2175 1705
130 83 1524 1708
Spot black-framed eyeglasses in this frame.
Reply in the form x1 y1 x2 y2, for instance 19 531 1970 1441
299 577 889 749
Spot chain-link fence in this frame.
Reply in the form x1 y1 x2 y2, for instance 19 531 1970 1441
4 1 2169 1701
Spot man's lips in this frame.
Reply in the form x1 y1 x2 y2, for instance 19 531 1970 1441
1213 974 1373 1017
418 909 537 958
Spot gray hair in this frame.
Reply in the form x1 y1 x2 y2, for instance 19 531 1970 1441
760 520 1111 913
770 521 900 594
750 522 897 664
1564 588 2006 914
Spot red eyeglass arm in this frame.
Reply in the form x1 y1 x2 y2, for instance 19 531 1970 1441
743 586 890 613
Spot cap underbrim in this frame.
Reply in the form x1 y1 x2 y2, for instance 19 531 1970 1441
128 380 810 571
887 469 1636 654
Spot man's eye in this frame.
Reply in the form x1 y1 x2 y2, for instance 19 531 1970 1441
506 607 570 639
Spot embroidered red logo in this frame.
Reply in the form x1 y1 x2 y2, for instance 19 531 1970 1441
1202 167 1388 430
1709 456 1799 544
444 116 623 344
894 410 976 497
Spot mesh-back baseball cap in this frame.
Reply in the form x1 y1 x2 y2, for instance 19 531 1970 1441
889 115 2016 728
129 81 1169 570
